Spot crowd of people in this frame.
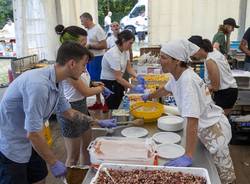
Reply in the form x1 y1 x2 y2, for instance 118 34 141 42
0 10 250 184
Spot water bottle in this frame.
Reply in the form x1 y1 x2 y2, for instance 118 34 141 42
122 95 130 112
165 96 176 106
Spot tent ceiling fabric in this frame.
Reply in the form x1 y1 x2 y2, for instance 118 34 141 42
13 0 250 59
13 0 59 60
148 0 241 45
58 0 98 27
13 0 97 59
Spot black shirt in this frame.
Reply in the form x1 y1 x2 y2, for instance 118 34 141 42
243 27 250 63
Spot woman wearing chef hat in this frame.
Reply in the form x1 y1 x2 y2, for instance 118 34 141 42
143 39 236 184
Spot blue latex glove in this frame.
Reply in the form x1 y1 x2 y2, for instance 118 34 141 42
98 118 117 128
132 84 145 93
50 160 67 177
164 155 192 167
141 93 150 102
102 87 114 99
136 75 146 85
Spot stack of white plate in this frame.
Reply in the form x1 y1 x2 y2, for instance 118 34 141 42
157 115 184 131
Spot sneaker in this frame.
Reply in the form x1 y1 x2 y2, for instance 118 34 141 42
88 102 103 110
102 103 109 113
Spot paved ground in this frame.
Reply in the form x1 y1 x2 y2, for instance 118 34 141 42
0 58 10 85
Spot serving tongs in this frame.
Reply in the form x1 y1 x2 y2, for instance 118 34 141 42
92 119 144 135
102 167 116 184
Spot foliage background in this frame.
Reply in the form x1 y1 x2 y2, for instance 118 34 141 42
98 0 137 27
0 0 13 28
0 0 137 28
0 0 137 29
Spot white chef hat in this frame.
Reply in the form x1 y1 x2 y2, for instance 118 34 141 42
160 39 200 63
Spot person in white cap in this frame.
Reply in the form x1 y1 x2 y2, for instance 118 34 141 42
142 39 236 184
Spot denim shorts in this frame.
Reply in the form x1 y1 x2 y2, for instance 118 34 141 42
57 98 90 138
0 149 48 184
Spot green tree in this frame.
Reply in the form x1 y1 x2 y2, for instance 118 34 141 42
98 0 137 27
0 0 13 28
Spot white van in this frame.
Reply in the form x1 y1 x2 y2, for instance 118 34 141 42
120 0 148 34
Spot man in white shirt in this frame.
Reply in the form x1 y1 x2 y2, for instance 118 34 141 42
106 22 120 49
80 12 107 110
0 18 15 38
104 11 112 34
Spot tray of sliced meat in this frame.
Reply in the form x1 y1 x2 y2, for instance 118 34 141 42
90 163 211 184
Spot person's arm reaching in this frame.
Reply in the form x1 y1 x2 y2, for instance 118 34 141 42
114 70 133 89
28 131 57 165
165 117 198 167
149 87 171 100
68 78 104 97
126 60 137 78
87 40 107 50
63 108 98 126
87 28 107 50
185 117 199 158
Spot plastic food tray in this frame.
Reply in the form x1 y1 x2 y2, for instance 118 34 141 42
130 101 164 122
87 137 156 166
90 163 211 184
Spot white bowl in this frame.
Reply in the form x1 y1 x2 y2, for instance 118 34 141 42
157 116 184 131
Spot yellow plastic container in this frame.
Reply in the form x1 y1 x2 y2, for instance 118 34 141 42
43 121 52 147
130 101 164 123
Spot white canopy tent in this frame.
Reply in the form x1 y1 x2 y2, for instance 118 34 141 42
12 0 250 60
148 0 250 45
13 0 98 60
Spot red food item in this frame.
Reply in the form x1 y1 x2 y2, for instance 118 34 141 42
95 169 207 184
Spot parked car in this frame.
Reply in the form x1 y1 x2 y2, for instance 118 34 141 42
120 0 148 34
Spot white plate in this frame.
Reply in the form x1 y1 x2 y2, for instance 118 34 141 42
157 116 184 131
152 132 181 144
121 127 148 138
156 143 185 159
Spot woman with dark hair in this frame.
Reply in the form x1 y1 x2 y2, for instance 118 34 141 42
101 30 145 109
55 24 112 167
189 35 238 116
